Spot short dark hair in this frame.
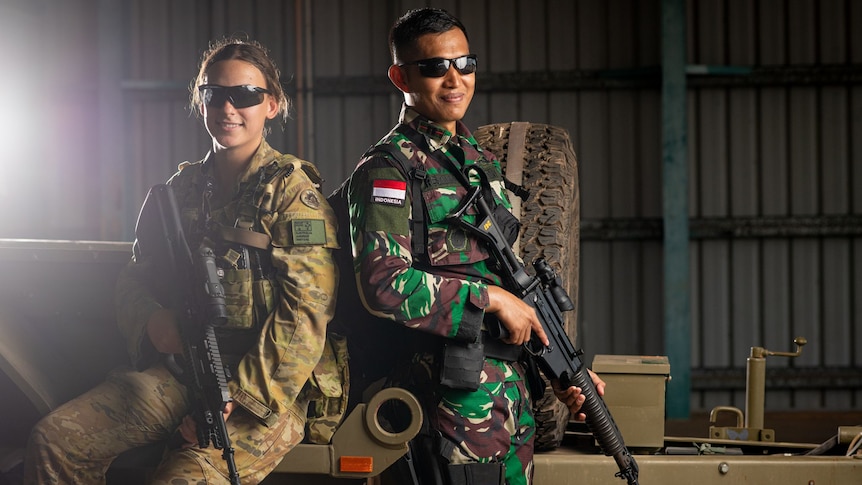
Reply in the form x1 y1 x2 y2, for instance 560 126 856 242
389 8 469 62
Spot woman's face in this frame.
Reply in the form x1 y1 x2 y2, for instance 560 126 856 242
200 59 278 156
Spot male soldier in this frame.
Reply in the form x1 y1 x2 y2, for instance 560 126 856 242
347 8 604 485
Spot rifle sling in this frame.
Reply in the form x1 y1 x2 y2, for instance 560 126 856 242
505 122 528 188
504 122 530 230
216 225 271 250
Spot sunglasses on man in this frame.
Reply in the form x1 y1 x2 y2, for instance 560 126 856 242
198 84 272 109
399 54 478 78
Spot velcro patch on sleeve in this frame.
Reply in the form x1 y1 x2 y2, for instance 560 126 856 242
371 179 407 207
360 166 410 235
291 219 327 245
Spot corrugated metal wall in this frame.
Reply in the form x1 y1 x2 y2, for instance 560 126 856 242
1 0 859 413
683 0 862 411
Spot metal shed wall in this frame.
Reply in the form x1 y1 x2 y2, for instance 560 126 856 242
683 0 861 412
0 0 859 413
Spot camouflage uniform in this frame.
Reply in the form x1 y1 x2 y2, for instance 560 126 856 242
24 140 345 484
348 105 535 484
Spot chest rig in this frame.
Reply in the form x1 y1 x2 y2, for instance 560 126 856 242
196 156 300 333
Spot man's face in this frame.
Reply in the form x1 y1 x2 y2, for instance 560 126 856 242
393 28 475 133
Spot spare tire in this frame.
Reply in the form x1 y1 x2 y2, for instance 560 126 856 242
474 122 580 451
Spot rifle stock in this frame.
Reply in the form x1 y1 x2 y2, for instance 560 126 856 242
450 184 639 485
135 183 241 484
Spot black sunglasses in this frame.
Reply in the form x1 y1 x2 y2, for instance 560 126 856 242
399 54 478 78
198 84 272 109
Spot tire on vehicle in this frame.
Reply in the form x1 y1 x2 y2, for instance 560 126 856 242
474 122 580 451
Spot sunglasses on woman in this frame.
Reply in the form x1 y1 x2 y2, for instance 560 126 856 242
399 54 478 78
198 84 272 109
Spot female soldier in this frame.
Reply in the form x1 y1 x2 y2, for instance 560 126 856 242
24 38 342 484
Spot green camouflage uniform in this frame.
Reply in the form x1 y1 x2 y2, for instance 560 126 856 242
348 106 535 484
24 140 345 484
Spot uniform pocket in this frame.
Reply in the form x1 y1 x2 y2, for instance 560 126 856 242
304 333 350 444
220 267 255 329
422 184 490 267
252 278 274 319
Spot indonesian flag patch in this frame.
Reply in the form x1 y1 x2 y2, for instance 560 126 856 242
372 179 407 206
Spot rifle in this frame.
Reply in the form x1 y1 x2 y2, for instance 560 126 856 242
135 183 241 485
448 173 640 485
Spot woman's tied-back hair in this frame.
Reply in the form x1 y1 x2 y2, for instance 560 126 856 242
190 36 290 128
389 7 469 63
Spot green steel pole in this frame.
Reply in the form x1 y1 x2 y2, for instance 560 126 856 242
662 0 691 418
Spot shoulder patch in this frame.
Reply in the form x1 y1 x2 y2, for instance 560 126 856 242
290 219 327 245
300 189 322 209
352 166 411 236
371 179 407 207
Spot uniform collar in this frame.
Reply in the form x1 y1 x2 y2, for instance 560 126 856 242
398 104 475 151
200 139 282 189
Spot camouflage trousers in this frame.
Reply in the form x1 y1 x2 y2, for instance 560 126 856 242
395 355 535 485
23 363 308 485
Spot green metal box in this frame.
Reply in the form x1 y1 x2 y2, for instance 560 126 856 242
591 355 670 450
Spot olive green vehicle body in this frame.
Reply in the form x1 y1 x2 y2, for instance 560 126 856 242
0 238 420 483
2 239 860 485
537 352 862 484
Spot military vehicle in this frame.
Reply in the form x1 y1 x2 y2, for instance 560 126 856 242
1 123 859 484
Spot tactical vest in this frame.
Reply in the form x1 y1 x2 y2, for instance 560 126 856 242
175 154 323 334
328 126 525 399
175 154 348 444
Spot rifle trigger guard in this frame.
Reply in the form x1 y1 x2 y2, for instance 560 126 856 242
524 340 549 358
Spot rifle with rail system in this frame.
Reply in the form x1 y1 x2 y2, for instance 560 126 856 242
447 168 639 485
134 183 241 485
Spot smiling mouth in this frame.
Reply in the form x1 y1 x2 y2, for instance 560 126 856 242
220 121 243 129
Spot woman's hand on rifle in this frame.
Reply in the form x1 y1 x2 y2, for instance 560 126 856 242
178 401 236 449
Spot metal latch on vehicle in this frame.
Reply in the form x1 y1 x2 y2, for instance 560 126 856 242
709 337 807 442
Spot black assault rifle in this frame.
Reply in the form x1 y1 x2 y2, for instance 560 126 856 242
448 179 640 485
135 184 241 485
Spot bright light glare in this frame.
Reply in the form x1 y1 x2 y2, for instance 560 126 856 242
0 3 49 237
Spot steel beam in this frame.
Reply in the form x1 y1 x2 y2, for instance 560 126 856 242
579 215 862 241
662 0 690 419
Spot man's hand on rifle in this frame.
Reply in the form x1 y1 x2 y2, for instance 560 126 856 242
177 401 236 449
552 370 606 421
486 286 549 346
146 308 184 354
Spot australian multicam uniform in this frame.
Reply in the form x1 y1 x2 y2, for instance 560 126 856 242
348 105 535 484
24 140 344 485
